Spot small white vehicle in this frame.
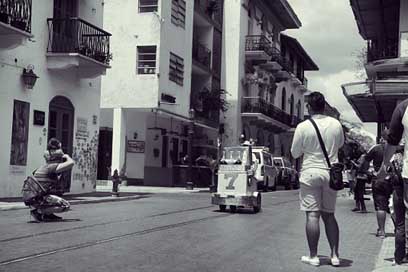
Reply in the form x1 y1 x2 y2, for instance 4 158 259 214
252 146 279 192
211 144 261 213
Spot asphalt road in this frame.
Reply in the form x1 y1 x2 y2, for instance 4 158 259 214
0 189 382 272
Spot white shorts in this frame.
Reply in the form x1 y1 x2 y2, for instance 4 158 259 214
299 168 337 213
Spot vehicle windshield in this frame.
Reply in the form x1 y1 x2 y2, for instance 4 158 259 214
273 159 283 167
221 147 249 164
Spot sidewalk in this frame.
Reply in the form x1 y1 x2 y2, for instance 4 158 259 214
340 191 408 272
0 185 204 211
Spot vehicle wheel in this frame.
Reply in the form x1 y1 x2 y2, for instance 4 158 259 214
263 179 269 192
253 194 262 213
230 205 237 213
219 205 226 212
270 178 277 191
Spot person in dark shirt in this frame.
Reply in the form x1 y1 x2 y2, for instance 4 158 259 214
378 99 408 265
360 138 393 238
31 138 74 222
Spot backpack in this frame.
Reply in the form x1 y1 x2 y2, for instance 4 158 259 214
21 176 47 206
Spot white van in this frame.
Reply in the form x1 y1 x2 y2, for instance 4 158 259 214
251 147 279 191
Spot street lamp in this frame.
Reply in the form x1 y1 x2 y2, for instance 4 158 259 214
186 108 195 190
22 65 39 90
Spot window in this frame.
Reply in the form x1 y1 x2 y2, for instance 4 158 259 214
10 100 30 166
137 46 157 74
169 52 184 85
171 0 186 28
139 0 158 12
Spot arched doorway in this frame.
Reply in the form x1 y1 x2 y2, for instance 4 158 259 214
49 96 74 192
281 87 286 111
296 100 301 118
290 94 294 115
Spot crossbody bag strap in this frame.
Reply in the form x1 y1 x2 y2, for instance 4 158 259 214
309 118 331 168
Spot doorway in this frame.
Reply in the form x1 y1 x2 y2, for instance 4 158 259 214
48 96 74 192
97 128 113 180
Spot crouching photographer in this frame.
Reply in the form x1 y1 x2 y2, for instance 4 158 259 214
29 138 74 222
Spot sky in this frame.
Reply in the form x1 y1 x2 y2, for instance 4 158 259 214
285 0 377 136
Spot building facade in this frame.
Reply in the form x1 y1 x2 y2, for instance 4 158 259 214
0 0 111 197
221 0 318 161
343 0 408 141
100 0 223 186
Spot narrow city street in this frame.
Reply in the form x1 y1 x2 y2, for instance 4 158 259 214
0 190 384 272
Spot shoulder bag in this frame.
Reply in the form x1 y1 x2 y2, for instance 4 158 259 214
309 118 344 191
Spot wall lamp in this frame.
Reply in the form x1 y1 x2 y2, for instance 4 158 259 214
22 65 39 89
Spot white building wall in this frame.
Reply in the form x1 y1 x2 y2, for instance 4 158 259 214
101 0 160 109
125 111 148 179
158 0 194 118
0 0 105 197
222 0 246 146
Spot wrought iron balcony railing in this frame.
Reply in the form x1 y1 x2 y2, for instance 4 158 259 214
241 97 300 127
367 40 398 62
47 17 112 65
0 0 32 33
245 35 272 55
193 41 211 69
270 45 294 74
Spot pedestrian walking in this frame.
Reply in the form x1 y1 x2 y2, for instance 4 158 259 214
352 156 368 213
30 138 74 222
291 91 344 267
360 138 392 239
378 99 408 265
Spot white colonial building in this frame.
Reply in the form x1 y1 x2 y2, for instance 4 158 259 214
222 0 318 168
100 0 223 187
0 0 110 197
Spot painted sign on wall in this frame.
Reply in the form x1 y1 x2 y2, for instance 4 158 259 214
76 117 89 140
128 140 145 153
10 100 30 166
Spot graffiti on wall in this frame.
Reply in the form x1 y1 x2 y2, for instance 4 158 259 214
72 118 99 189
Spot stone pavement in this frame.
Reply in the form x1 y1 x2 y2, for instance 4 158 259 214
0 185 203 211
1 187 408 271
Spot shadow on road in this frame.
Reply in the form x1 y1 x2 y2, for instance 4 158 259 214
317 255 353 267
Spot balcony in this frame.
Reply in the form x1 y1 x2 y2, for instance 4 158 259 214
365 41 405 78
0 0 33 49
269 46 293 81
192 41 211 75
46 17 112 78
259 45 282 72
245 35 272 62
241 97 299 129
367 41 398 63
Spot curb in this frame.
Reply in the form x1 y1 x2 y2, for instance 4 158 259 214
0 195 146 212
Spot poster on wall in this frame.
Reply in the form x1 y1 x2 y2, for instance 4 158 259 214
75 117 89 140
401 32 408 57
128 140 145 153
9 100 30 166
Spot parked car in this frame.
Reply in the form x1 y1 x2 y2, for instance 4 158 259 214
251 147 279 192
273 157 299 190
